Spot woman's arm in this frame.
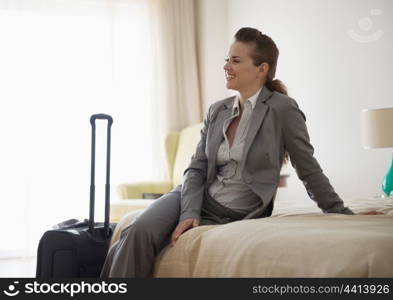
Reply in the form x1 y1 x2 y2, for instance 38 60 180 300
281 98 354 214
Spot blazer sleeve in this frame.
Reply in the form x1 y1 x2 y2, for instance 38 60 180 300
281 98 354 215
179 105 212 222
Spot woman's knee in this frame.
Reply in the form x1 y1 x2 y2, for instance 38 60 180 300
125 215 176 245
119 190 181 244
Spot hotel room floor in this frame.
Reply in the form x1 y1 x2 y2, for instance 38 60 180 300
0 257 36 277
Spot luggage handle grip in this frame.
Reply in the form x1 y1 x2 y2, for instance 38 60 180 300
90 114 113 126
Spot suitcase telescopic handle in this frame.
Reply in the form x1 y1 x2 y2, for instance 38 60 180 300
90 114 113 126
89 113 113 237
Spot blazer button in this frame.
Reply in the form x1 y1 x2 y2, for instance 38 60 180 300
245 176 253 184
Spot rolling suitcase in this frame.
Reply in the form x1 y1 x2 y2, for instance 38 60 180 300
36 114 116 278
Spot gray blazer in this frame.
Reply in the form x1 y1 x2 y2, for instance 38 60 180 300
179 86 353 222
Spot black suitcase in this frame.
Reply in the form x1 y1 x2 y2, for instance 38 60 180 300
36 114 116 278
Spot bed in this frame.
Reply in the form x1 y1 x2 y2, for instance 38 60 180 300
110 197 393 277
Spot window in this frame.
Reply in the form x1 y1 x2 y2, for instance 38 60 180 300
0 0 162 258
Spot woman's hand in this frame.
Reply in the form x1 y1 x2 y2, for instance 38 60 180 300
170 218 200 247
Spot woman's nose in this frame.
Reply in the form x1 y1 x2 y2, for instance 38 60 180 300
223 62 230 71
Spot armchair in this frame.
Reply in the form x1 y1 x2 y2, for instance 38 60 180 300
110 123 203 222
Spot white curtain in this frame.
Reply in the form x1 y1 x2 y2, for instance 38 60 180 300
149 0 202 135
0 0 165 258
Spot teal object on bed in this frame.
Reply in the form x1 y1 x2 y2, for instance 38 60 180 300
382 154 393 197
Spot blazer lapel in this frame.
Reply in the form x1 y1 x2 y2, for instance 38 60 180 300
242 86 273 159
207 99 234 181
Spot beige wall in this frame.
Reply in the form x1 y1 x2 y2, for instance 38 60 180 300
196 0 230 115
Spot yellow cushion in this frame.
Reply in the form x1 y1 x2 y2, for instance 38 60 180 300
172 123 203 186
164 131 180 180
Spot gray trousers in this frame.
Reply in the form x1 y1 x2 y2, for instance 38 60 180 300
100 185 247 278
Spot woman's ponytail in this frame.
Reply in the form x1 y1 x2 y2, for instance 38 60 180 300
265 79 288 96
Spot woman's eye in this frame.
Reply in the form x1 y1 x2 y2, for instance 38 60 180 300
225 58 240 63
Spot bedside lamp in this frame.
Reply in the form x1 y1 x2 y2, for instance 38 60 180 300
361 108 393 197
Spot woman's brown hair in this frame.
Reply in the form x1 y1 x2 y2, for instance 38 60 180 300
234 27 288 96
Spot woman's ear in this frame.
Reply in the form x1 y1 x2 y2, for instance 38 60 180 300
259 62 269 77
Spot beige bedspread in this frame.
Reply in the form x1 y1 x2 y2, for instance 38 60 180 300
111 197 393 277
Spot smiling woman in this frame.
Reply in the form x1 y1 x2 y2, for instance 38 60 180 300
0 0 159 262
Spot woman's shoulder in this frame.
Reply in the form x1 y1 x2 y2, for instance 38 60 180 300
268 91 306 120
207 95 236 112
268 91 297 107
267 91 305 116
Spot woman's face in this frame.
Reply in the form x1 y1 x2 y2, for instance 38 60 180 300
224 41 268 92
